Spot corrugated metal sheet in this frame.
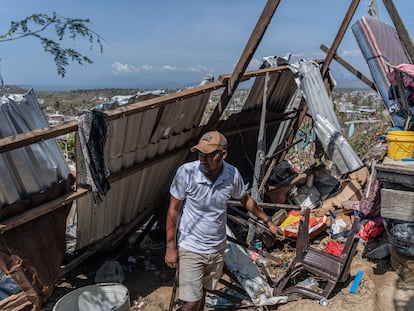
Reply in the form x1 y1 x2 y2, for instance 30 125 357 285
297 59 363 175
75 66 300 250
0 91 69 208
75 89 210 249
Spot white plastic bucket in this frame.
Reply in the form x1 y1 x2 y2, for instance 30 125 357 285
53 283 130 311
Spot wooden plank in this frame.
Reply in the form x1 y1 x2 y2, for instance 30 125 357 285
205 0 282 129
320 44 377 91
377 170 414 188
0 120 78 153
321 0 360 78
381 188 414 222
377 160 414 175
0 187 89 233
217 65 289 83
105 81 223 121
228 199 300 210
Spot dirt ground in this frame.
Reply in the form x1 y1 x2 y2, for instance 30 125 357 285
43 227 414 311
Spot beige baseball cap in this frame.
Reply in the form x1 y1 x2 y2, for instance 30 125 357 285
191 131 227 154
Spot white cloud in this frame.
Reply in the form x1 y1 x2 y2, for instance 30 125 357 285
195 65 213 72
112 62 213 75
341 49 362 57
141 64 154 72
111 62 139 74
161 65 180 71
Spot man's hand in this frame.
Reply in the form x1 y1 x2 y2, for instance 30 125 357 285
268 221 285 240
165 195 182 269
165 245 179 268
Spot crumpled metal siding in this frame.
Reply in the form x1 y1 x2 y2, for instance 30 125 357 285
75 90 209 250
0 91 69 209
297 60 363 175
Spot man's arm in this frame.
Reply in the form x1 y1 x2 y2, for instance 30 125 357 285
165 195 183 268
239 193 284 238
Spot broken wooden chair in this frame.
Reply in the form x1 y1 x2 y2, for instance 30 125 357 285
274 208 360 306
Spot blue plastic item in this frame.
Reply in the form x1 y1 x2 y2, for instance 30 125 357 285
350 270 364 294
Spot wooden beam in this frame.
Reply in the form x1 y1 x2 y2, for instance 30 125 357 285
206 0 282 129
0 187 89 233
382 0 414 63
381 188 414 222
320 44 377 91
217 65 289 83
321 0 361 78
228 199 300 210
105 81 223 121
0 120 78 154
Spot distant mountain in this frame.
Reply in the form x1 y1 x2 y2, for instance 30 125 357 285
335 78 371 90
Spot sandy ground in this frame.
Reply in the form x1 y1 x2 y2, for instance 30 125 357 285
44 229 414 311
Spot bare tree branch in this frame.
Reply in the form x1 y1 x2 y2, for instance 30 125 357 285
0 12 105 77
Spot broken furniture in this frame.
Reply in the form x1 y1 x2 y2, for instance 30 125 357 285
274 208 360 306
376 159 414 282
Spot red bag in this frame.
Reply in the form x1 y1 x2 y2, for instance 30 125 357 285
358 217 384 242
322 241 345 257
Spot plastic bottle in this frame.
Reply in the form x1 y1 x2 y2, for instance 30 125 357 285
248 250 273 279
248 249 268 266
252 236 263 250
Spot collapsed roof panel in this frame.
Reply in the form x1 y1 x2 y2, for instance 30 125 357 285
75 86 212 250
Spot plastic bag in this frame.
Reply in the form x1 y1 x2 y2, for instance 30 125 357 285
95 260 125 283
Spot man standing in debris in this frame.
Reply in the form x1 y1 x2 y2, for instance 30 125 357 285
165 130 284 311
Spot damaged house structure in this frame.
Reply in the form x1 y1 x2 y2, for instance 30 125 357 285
0 0 413 310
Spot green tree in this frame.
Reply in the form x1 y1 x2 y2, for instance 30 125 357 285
0 12 104 78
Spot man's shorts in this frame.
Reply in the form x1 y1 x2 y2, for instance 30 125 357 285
178 247 224 302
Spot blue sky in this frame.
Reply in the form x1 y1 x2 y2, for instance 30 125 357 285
0 0 412 90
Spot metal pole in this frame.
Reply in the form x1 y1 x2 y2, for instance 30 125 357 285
246 72 269 246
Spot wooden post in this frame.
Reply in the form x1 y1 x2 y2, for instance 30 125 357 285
321 0 361 79
320 44 377 91
247 72 270 245
205 0 282 130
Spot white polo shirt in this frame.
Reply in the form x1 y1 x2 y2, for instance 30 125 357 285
170 160 246 253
